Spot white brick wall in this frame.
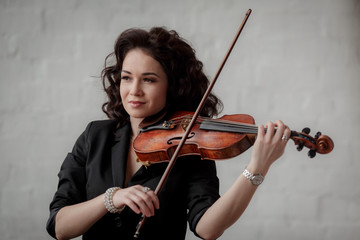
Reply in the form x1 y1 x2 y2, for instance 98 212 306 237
0 0 359 239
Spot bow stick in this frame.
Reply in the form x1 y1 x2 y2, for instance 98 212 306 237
134 9 252 238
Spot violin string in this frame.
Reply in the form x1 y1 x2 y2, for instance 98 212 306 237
171 115 278 134
205 119 280 134
169 115 258 133
201 118 259 134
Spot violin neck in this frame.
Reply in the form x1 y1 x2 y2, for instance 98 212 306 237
200 119 297 137
200 119 258 134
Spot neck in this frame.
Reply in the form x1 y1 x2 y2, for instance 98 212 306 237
130 117 144 137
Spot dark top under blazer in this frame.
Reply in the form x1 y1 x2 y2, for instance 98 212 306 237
46 120 220 240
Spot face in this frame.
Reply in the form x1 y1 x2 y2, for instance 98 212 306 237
120 48 168 123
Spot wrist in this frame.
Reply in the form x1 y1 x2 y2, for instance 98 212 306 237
104 187 125 213
242 167 265 186
245 162 269 177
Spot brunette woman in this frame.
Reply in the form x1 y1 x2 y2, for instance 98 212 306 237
47 27 290 240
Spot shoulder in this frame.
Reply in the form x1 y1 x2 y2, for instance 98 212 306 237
70 120 119 155
84 119 130 142
86 119 118 133
79 119 118 144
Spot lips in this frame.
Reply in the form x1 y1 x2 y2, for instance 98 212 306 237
129 101 145 107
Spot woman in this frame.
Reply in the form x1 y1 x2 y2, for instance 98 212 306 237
46 27 290 240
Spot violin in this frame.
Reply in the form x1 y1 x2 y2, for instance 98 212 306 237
133 111 334 165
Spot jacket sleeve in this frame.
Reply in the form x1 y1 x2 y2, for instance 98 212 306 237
185 158 220 236
46 122 92 239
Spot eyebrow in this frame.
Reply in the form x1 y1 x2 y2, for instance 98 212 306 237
121 70 160 77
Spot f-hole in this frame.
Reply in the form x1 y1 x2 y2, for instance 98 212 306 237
167 132 196 145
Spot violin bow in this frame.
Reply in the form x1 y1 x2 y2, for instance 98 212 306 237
134 9 252 238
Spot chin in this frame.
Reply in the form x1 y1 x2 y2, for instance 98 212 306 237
129 113 147 119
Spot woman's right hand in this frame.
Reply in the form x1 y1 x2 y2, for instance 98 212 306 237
112 185 160 217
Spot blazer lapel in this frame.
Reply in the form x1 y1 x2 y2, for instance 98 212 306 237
111 123 131 187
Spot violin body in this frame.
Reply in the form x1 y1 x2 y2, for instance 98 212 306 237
133 111 256 165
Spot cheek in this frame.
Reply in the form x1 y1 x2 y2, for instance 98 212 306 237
158 86 168 107
158 94 167 108
119 85 126 99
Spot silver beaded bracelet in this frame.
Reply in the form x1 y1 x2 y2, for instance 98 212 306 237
104 187 124 213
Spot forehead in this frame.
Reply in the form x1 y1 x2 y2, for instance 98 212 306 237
122 48 167 78
123 48 156 65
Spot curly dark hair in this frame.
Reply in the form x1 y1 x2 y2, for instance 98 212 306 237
101 27 223 126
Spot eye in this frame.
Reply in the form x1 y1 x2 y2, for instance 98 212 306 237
121 75 130 81
143 77 155 83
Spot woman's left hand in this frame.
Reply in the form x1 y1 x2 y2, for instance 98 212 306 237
247 120 291 175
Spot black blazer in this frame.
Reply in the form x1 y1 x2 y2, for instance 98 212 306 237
46 120 220 240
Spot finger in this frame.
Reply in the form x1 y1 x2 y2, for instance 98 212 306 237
128 191 154 217
265 121 275 142
257 124 265 140
125 199 142 214
120 186 155 216
281 126 291 144
136 186 160 216
145 190 160 210
274 120 286 142
137 188 158 217
140 187 156 214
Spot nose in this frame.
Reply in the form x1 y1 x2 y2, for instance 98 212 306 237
129 79 143 96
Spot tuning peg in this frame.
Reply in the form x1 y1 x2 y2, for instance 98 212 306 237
308 149 316 158
302 127 311 134
314 131 322 140
297 142 305 151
